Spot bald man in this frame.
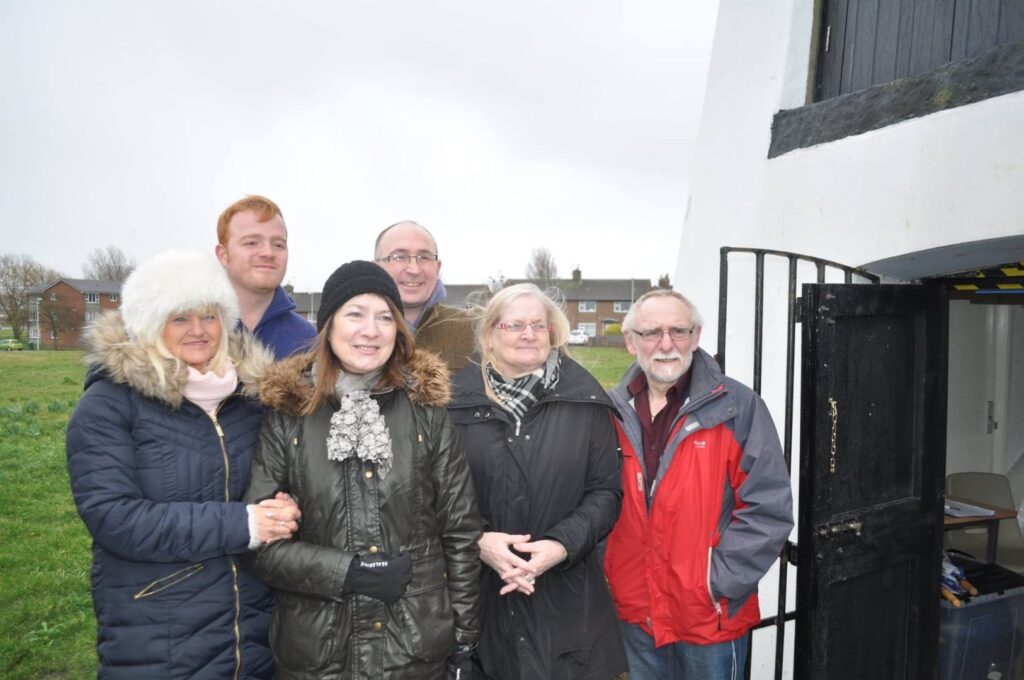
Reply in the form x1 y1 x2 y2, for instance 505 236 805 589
374 221 475 372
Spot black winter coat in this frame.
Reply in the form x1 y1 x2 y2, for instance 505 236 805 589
65 312 275 679
242 349 483 680
449 353 627 680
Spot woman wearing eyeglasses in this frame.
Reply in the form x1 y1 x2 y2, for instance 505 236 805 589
448 283 627 680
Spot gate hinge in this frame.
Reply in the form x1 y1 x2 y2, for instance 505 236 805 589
784 540 798 566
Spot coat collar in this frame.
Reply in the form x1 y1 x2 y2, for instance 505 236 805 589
450 351 614 411
254 347 452 416
609 347 727 422
83 310 274 410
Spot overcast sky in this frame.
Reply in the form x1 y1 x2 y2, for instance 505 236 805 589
2 0 718 291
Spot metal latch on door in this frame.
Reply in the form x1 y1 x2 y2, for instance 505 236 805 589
817 520 863 538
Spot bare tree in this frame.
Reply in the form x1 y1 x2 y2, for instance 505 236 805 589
0 254 60 341
657 273 671 289
487 272 510 294
83 245 136 283
38 295 82 350
525 248 558 287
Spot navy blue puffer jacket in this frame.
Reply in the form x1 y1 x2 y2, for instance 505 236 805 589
66 312 275 679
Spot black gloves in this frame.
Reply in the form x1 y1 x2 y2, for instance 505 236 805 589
342 552 412 604
446 644 477 680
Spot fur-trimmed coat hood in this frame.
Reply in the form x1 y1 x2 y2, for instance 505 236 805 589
254 346 451 416
83 310 275 409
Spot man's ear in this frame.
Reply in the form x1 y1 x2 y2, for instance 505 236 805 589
624 332 638 357
215 243 228 267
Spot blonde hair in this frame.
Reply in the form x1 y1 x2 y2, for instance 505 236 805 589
147 307 232 389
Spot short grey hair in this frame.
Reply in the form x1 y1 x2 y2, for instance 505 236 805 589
622 289 704 333
475 283 571 364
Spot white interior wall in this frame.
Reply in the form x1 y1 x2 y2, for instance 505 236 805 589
1002 306 1024 505
946 301 1001 474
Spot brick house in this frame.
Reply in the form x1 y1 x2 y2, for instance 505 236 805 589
27 279 122 349
444 269 655 345
510 268 654 344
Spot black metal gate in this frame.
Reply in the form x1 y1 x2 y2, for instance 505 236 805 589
716 246 879 680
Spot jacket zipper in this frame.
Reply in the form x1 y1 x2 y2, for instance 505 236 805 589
210 410 242 680
707 546 723 631
132 563 205 599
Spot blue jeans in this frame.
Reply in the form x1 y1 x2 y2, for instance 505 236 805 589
619 621 749 680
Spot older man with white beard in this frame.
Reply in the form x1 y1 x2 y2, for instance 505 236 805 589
603 289 793 680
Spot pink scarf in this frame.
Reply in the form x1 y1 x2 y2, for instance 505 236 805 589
183 364 239 416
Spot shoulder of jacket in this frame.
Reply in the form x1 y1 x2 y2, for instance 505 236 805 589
83 311 188 408
402 349 451 407
248 350 316 416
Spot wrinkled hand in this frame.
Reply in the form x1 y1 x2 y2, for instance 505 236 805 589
478 532 535 596
513 539 568 584
251 492 301 544
342 552 413 604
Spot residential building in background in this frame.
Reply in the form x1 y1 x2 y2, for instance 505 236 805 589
27 279 121 349
288 289 322 327
510 268 653 344
287 270 655 346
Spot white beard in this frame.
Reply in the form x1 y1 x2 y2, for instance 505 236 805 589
645 350 692 385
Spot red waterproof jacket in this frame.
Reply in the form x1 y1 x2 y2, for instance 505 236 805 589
604 349 793 646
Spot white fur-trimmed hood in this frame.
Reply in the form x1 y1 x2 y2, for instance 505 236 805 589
83 310 274 409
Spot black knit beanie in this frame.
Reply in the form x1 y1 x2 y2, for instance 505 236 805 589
317 260 404 332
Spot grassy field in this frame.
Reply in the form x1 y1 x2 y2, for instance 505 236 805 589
570 345 634 388
0 345 632 679
0 351 94 679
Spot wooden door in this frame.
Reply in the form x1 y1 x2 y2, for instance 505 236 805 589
795 284 948 679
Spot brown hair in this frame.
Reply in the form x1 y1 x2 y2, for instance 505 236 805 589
299 297 416 416
216 195 285 246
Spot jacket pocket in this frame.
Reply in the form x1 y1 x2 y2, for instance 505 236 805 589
706 547 723 628
394 581 456 662
132 563 204 600
271 593 341 673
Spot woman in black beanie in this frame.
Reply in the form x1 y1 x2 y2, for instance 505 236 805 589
242 261 483 679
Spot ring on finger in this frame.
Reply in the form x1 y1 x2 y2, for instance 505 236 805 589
525 575 535 584
278 521 285 527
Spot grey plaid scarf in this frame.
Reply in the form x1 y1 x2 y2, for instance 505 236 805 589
486 350 560 428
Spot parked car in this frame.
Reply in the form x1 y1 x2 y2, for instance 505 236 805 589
567 329 590 346
0 339 25 351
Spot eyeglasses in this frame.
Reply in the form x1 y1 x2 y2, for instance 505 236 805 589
376 253 438 266
633 326 694 343
495 321 550 333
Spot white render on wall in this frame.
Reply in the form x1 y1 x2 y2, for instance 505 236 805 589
679 0 1024 354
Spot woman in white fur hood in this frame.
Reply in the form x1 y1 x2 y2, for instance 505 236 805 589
66 250 300 679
